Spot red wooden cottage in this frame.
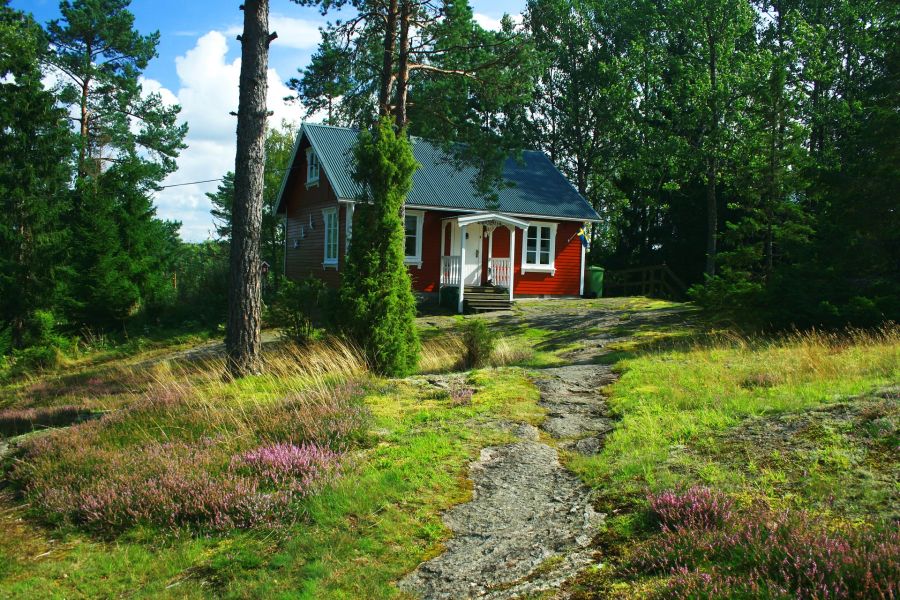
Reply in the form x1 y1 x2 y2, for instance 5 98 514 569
275 123 600 312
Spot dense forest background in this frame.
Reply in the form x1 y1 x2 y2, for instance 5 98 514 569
1 0 897 365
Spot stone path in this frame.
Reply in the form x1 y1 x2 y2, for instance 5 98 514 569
400 301 694 599
399 324 630 597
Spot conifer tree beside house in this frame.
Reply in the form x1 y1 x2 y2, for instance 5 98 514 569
338 118 420 376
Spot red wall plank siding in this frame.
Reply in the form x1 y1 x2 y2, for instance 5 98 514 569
513 221 582 296
284 139 343 288
410 211 443 292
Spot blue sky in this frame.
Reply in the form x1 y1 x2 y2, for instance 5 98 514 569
14 0 527 241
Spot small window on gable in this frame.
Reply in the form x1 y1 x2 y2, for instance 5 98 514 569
323 208 338 267
307 149 320 185
522 222 557 273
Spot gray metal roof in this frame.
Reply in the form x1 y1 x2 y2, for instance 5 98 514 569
284 123 600 221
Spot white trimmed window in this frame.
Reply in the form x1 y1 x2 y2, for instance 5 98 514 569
323 207 338 268
522 222 557 273
306 148 320 185
403 210 424 268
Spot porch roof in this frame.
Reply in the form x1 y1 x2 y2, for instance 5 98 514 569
454 212 530 229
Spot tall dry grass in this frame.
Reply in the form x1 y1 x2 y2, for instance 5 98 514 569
418 332 534 373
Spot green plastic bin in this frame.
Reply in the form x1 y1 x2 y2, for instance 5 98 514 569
587 266 604 297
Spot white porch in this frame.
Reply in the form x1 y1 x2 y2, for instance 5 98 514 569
438 212 529 313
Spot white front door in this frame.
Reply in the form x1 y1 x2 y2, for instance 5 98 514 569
462 224 482 285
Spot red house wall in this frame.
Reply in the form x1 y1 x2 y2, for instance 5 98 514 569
284 140 343 288
409 211 444 293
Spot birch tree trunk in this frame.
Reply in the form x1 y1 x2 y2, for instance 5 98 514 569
226 0 271 377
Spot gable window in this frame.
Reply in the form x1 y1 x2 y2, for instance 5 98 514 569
522 222 557 274
404 210 424 268
323 207 338 268
306 149 320 186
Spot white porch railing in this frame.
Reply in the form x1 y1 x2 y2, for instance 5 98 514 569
488 257 511 289
440 255 462 287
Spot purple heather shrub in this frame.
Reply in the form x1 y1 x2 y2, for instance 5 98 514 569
633 487 900 599
253 382 370 450
648 486 734 531
232 442 341 495
9 380 369 533
449 386 475 406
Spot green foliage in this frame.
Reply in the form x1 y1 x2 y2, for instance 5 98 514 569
525 0 897 330
460 319 495 369
0 2 72 351
268 278 327 345
47 0 187 329
338 118 420 376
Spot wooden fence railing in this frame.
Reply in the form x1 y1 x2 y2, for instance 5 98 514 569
603 264 688 299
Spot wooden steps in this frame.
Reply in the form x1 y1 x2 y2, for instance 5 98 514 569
463 286 513 313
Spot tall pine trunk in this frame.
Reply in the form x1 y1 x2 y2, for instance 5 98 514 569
378 0 398 116
226 0 271 377
394 0 411 128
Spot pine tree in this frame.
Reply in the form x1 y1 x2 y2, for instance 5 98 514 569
226 0 273 377
339 118 420 376
208 125 292 282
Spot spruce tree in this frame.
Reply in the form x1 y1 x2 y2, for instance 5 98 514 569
46 0 187 328
339 118 420 376
0 2 72 348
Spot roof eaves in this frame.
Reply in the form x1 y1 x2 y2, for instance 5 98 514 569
304 123 354 200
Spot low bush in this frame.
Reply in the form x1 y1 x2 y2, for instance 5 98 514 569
631 487 899 599
267 277 328 345
461 319 495 369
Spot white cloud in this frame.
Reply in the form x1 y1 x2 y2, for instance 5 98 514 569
151 30 304 242
473 12 523 31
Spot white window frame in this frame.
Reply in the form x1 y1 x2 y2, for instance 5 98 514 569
521 221 557 275
322 207 338 269
403 209 424 268
306 148 320 187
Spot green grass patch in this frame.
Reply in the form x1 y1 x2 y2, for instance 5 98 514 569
1 332 543 597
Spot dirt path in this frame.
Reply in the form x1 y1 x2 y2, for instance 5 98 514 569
400 301 688 599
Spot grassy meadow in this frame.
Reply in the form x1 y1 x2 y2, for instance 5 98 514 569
0 299 897 598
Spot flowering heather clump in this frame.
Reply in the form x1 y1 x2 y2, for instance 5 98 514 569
449 386 474 406
16 438 288 532
0 405 94 437
632 487 900 599
253 382 371 450
9 380 369 533
233 442 341 495
648 486 733 531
